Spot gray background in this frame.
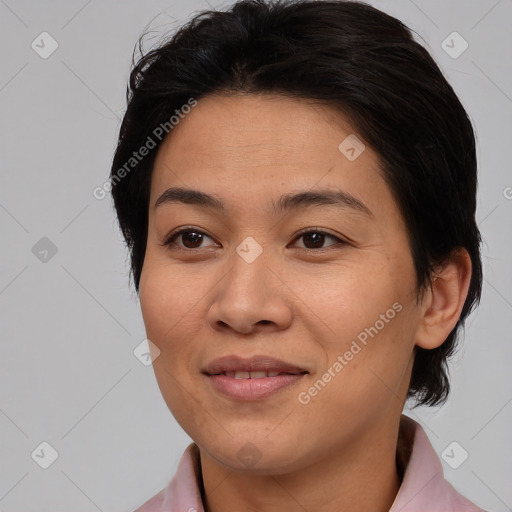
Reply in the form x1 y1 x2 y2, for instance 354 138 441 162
0 0 510 511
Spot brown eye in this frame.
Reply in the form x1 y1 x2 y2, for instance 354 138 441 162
293 230 343 249
180 230 205 248
302 232 326 248
163 228 216 249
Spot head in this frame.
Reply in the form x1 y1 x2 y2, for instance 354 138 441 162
110 0 481 472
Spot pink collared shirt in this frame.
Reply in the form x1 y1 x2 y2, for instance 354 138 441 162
133 415 487 512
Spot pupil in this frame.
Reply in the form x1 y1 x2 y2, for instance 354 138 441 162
183 231 203 248
304 233 324 248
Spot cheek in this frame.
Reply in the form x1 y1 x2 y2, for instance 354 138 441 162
293 261 416 386
139 264 205 420
139 259 211 371
287 261 400 343
139 272 168 342
139 262 190 348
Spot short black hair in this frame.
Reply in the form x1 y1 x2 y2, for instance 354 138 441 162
110 0 482 407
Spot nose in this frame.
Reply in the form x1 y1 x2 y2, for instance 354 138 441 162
206 247 293 335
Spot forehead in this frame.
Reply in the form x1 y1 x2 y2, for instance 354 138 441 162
156 93 360 157
149 93 389 215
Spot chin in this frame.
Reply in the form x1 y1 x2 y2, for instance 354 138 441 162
198 432 311 475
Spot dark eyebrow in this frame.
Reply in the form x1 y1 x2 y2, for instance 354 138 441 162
274 189 372 217
154 186 372 217
155 187 225 211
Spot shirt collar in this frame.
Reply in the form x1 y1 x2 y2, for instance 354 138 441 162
137 414 484 511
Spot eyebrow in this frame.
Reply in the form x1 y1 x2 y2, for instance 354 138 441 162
154 186 373 217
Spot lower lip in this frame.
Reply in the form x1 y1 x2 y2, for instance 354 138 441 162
206 373 306 401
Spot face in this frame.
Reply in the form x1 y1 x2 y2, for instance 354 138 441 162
139 93 423 474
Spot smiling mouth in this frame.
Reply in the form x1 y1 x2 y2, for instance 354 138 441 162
202 355 309 400
212 370 307 379
205 369 308 401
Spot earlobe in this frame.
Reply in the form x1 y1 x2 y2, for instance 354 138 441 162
415 249 472 350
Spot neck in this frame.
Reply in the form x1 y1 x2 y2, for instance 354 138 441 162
199 414 403 512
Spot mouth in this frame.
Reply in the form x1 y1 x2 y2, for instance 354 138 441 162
202 355 309 401
211 370 307 378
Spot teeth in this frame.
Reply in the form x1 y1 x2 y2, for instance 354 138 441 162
250 371 267 379
227 370 285 379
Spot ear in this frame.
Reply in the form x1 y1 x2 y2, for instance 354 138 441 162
415 249 472 350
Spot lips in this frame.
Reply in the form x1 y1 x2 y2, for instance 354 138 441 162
224 370 289 379
202 355 309 377
202 355 309 400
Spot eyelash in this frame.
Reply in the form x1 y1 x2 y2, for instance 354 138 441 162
161 226 347 251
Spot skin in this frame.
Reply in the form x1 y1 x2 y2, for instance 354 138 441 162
139 93 472 512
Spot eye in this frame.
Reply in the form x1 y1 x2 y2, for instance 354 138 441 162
291 229 345 250
162 227 217 250
161 227 346 251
